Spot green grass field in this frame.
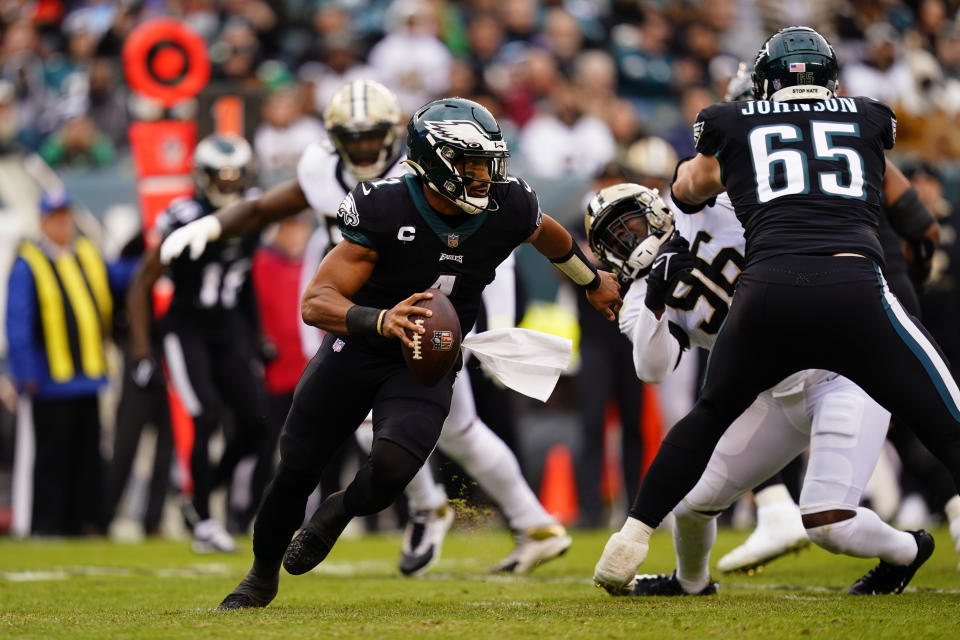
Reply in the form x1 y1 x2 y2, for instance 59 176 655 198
2 525 959 639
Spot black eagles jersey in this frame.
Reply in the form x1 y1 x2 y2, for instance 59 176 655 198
155 196 258 315
336 173 541 356
694 96 896 266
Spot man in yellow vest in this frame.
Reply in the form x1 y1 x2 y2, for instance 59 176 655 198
6 191 135 536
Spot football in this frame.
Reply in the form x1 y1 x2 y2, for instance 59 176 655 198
401 290 462 387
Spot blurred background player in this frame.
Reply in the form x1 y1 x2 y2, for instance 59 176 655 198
127 134 269 553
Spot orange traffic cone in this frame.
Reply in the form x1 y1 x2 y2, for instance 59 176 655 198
539 444 578 525
641 385 665 473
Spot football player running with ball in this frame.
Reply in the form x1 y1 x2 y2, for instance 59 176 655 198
299 79 572 576
594 26 960 596
161 97 620 609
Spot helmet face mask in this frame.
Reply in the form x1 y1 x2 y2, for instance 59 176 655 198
324 80 403 182
752 26 839 102
585 184 675 281
193 134 254 208
405 98 510 215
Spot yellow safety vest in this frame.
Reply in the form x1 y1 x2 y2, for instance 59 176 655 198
18 237 113 382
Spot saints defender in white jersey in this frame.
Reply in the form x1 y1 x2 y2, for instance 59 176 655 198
588 183 928 596
295 79 569 575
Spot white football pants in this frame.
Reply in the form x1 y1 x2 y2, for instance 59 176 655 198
673 371 911 583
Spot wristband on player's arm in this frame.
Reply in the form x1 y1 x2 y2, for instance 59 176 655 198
670 184 716 214
551 242 601 291
345 305 386 335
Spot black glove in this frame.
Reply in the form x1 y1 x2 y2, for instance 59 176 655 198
907 236 935 291
645 234 696 312
131 356 162 390
258 336 278 364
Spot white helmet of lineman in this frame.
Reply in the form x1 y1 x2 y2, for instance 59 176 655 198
585 183 675 281
193 133 255 208
324 79 404 181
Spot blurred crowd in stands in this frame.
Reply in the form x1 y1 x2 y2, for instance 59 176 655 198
3 0 960 541
2 0 960 172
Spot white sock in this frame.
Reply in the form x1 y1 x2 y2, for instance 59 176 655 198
805 507 917 565
404 462 448 512
944 495 960 552
755 484 794 509
672 501 716 593
621 516 654 542
440 418 553 530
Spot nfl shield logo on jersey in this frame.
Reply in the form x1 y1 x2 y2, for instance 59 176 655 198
447 233 460 248
332 338 345 352
432 330 453 351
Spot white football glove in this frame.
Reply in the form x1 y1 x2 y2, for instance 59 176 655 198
159 215 222 265
593 517 652 595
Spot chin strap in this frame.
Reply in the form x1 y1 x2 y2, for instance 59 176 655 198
620 226 674 281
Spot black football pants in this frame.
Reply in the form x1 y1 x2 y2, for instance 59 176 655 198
631 254 960 527
251 333 457 564
162 312 269 521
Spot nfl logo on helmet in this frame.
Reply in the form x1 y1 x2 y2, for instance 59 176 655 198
432 330 453 351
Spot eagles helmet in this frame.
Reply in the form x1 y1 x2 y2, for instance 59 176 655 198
324 79 403 181
193 134 254 208
724 62 754 102
585 183 674 282
752 26 838 101
405 97 509 215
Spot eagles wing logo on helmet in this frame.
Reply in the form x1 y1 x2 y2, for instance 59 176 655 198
193 133 254 208
424 120 508 152
405 98 510 215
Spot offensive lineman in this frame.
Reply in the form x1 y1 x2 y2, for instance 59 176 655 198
297 79 571 575
160 97 620 609
594 26 960 596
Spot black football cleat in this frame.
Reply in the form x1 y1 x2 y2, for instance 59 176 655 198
630 570 718 596
217 562 279 610
847 529 935 595
283 491 352 575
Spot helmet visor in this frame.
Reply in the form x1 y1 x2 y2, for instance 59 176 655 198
458 153 508 184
